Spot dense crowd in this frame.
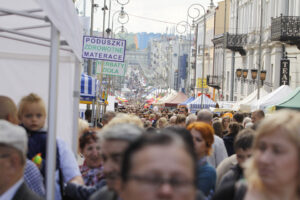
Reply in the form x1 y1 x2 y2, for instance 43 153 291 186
0 93 300 200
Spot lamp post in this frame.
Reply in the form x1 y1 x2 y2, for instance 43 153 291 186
111 7 129 38
236 68 266 85
187 3 206 109
257 0 263 99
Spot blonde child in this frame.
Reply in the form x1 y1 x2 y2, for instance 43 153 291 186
18 93 83 200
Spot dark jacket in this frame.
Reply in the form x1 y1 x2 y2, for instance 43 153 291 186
12 182 44 200
89 186 118 200
218 164 243 188
64 179 106 200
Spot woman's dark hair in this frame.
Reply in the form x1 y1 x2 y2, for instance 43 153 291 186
121 131 197 186
79 129 98 150
213 120 223 138
228 122 241 137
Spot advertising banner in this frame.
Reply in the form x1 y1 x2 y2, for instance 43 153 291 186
96 60 127 76
280 59 290 86
82 36 126 62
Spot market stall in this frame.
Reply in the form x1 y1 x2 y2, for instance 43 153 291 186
275 87 300 110
232 88 268 112
250 85 293 112
0 1 82 199
164 92 188 107
189 95 216 113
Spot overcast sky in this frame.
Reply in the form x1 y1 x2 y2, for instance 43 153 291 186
76 0 223 34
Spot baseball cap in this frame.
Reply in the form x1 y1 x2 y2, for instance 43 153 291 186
0 120 28 155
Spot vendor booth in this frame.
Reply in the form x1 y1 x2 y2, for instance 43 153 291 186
251 85 293 112
275 87 300 110
189 95 216 113
0 1 82 199
179 96 195 107
232 88 268 112
164 92 188 107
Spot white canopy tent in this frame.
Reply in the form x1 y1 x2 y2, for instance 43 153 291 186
232 88 268 112
250 85 293 112
0 1 82 199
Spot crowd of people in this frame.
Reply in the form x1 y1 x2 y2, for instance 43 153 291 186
0 93 300 200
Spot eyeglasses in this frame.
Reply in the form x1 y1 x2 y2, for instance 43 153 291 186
128 174 195 192
0 154 10 159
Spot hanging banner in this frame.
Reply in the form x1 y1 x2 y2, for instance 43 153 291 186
96 60 127 76
196 78 208 88
280 59 290 86
82 36 126 62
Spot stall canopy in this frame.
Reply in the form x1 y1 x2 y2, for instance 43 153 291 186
189 95 216 113
164 92 188 107
179 96 195 106
0 1 83 199
232 88 268 112
275 87 300 110
251 85 293 112
154 90 178 105
80 73 98 102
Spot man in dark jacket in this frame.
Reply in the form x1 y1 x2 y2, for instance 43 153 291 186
0 120 43 200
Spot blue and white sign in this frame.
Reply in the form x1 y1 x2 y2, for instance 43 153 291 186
82 36 126 62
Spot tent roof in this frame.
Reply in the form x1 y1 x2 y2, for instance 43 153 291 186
0 0 83 60
251 85 293 111
276 87 300 110
179 97 195 105
232 88 268 112
164 92 188 106
189 95 216 111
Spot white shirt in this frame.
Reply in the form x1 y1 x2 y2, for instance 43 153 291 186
0 178 23 200
207 135 228 168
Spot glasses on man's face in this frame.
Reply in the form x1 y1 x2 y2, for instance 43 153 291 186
0 154 10 159
128 174 195 192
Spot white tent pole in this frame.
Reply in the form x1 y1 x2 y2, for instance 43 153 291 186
0 8 46 20
72 58 81 154
0 34 72 52
0 27 50 42
46 23 60 200
0 8 42 16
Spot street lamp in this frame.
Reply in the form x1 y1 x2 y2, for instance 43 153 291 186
187 3 206 109
111 8 129 38
236 68 266 85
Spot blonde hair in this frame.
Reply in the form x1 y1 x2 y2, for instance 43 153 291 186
18 93 46 119
157 117 168 128
103 113 144 130
245 109 300 194
0 96 17 121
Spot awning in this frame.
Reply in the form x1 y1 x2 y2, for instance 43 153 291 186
80 73 98 101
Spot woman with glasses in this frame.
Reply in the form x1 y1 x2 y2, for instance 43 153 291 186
187 122 216 197
79 129 104 186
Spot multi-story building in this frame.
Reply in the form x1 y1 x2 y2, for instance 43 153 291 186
194 4 216 97
212 0 300 101
148 36 190 91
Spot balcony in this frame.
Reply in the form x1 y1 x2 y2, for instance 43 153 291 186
212 33 247 56
207 75 222 89
271 15 300 50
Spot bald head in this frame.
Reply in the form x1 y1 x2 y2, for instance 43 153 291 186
197 109 213 124
0 96 18 124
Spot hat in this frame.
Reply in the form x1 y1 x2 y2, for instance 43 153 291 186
0 120 27 155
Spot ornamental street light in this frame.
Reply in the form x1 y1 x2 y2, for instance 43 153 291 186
187 3 206 109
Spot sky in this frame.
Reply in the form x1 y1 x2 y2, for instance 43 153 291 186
76 0 223 34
